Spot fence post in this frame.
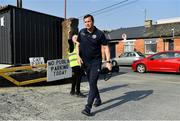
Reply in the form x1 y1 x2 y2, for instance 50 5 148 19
62 18 79 59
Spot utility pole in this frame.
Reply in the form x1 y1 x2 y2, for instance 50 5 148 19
172 28 175 41
64 0 67 19
17 0 22 8
144 8 147 21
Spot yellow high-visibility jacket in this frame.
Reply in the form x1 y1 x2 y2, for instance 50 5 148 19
68 44 80 67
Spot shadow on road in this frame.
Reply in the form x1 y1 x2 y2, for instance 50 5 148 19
98 71 127 81
99 84 128 94
93 90 153 115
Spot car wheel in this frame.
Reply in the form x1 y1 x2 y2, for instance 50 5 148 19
112 61 117 66
136 64 146 73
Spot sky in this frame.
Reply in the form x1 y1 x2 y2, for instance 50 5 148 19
0 0 180 30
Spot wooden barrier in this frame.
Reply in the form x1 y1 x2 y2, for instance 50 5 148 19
0 64 47 86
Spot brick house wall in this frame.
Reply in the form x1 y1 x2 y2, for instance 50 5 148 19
114 38 180 57
116 41 124 57
157 38 164 52
115 39 145 57
174 38 180 50
134 39 144 54
157 38 180 52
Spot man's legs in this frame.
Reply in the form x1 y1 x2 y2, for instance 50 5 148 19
86 66 99 108
82 62 101 115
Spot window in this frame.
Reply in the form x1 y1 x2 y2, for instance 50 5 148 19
145 39 157 54
124 41 134 52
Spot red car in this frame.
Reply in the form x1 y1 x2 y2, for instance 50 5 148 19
132 51 180 73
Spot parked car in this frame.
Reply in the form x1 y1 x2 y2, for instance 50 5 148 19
132 51 180 73
111 51 145 66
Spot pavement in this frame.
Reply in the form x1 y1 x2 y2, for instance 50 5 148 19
0 67 180 120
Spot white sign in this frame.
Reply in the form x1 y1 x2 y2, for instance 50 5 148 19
0 16 4 27
122 33 127 40
29 57 45 66
47 59 72 82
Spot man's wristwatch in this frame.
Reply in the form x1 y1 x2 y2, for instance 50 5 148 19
106 61 111 63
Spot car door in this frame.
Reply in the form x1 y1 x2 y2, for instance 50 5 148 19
158 52 173 72
125 52 136 65
147 53 167 71
161 52 180 72
173 52 180 72
117 52 129 65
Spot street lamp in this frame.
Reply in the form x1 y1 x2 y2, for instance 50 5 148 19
64 0 67 19
144 8 147 21
171 28 175 41
17 0 22 8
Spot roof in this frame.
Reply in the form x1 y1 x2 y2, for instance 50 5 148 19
0 5 64 20
107 26 145 40
107 22 180 40
0 5 8 11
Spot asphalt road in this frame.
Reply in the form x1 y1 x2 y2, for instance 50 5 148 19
0 66 180 120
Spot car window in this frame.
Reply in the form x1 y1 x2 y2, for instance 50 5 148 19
166 52 175 58
160 53 168 58
174 52 180 58
164 52 180 58
128 52 133 57
122 52 129 57
151 52 180 60
127 52 132 57
119 53 126 57
131 52 136 57
152 53 168 59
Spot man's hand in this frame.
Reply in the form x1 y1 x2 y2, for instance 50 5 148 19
102 45 112 71
106 62 112 71
68 30 72 39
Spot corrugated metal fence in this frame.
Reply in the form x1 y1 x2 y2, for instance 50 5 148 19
0 5 64 65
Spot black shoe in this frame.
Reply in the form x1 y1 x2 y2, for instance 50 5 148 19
76 92 86 98
94 100 102 107
81 107 91 116
70 91 75 96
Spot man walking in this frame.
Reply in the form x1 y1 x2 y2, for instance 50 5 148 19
77 14 112 116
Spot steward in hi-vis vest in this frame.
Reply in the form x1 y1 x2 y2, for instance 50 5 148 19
67 34 85 98
68 44 80 68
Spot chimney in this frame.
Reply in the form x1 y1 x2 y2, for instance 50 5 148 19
145 20 152 28
17 0 22 8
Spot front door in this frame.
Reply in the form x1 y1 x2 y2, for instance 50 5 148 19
163 39 174 51
169 39 174 50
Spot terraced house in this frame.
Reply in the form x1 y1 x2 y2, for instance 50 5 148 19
107 18 180 58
